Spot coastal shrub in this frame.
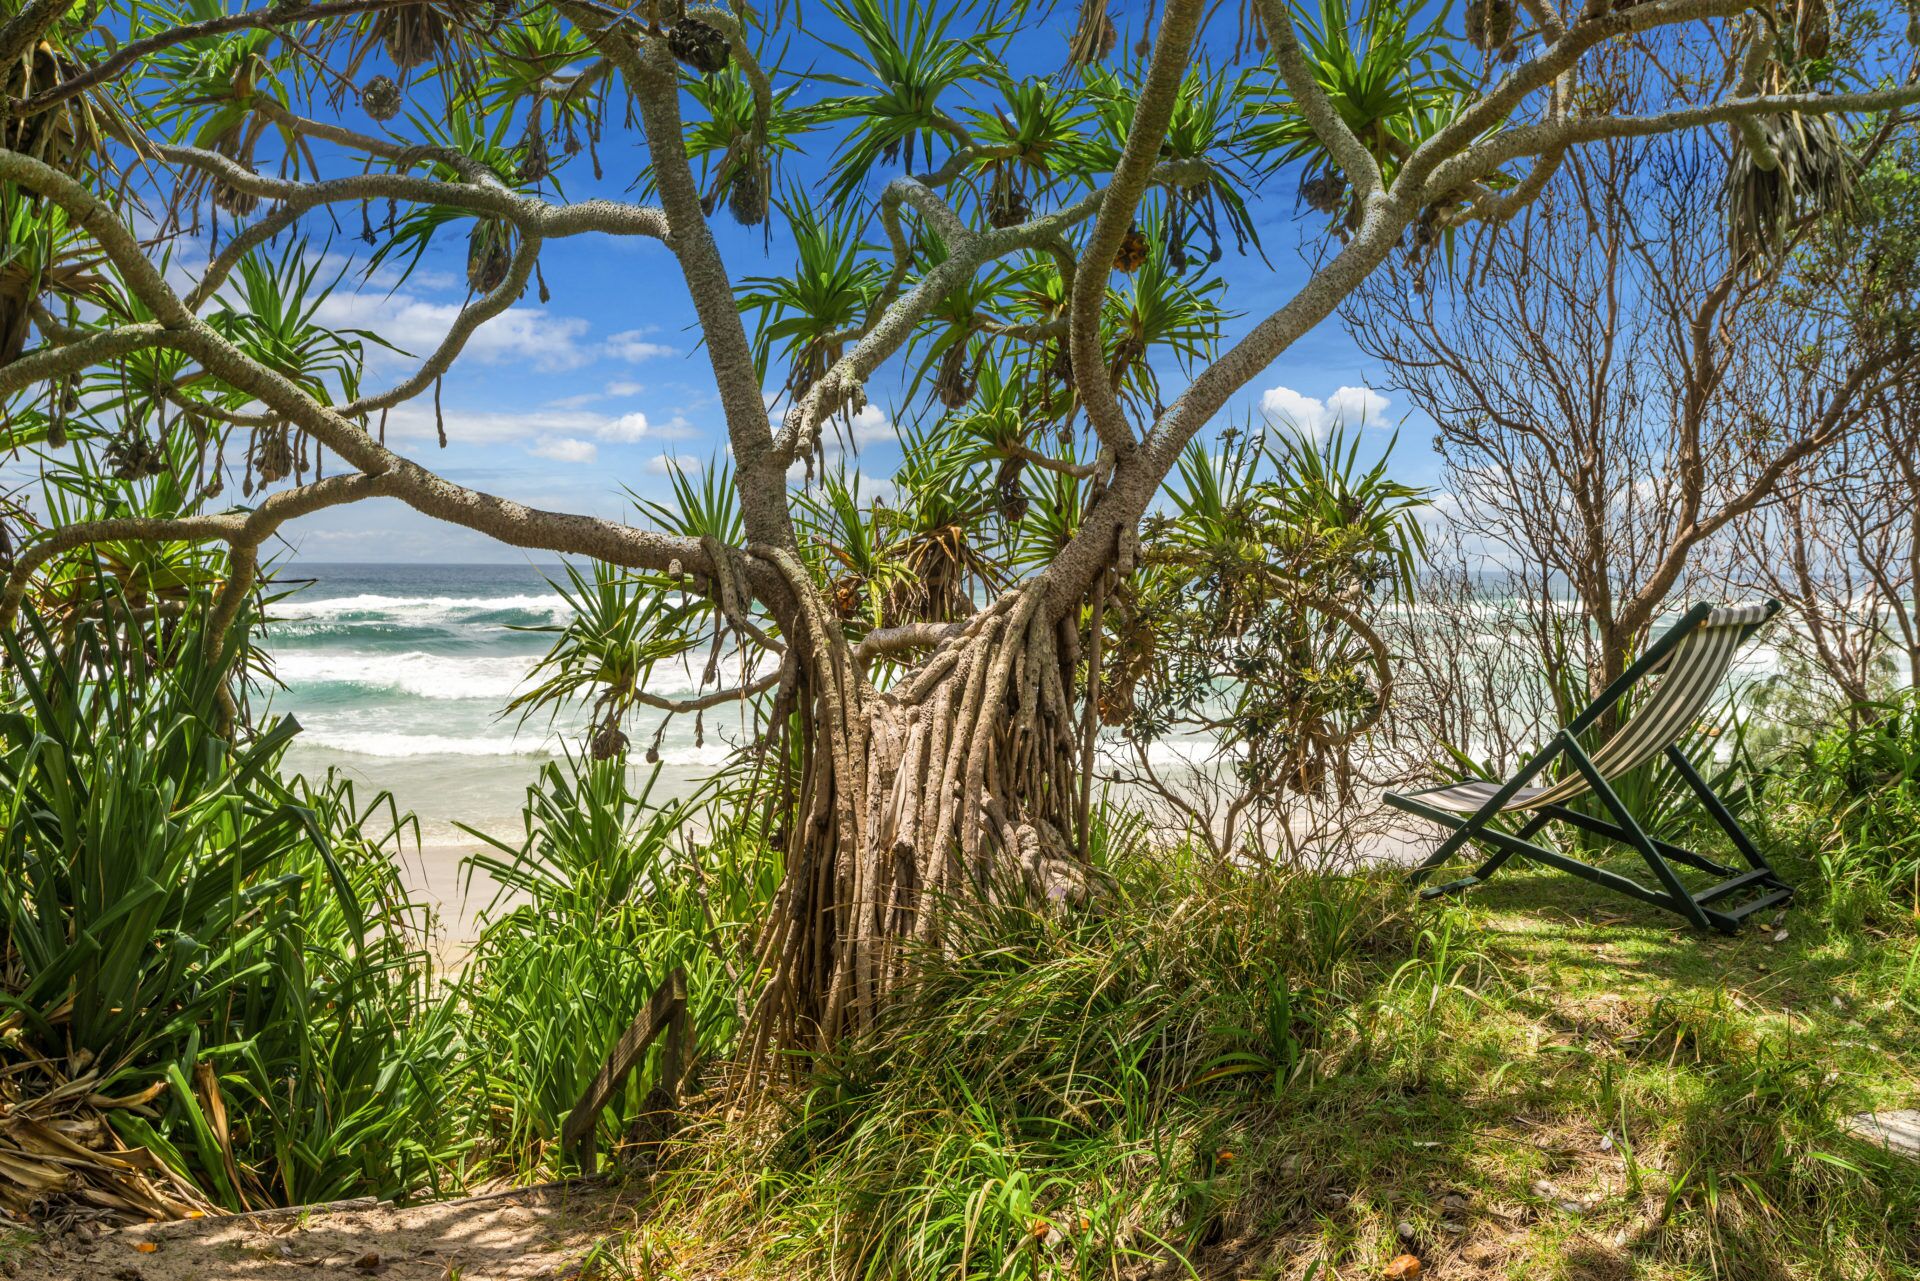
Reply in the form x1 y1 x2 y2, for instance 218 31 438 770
1770 691 1920 923
455 758 777 1175
653 829 1419 1278
0 610 459 1212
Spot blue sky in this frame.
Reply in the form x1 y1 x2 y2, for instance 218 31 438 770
271 15 1441 565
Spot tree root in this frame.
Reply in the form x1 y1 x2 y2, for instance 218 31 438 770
739 580 1088 1082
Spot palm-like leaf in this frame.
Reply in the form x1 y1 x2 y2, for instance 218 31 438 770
813 0 1006 204
1243 0 1465 199
738 195 886 395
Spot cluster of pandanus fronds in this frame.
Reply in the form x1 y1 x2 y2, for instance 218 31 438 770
1107 424 1426 803
0 0 1867 626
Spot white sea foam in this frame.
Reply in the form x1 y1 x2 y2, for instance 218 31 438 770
268 649 730 702
272 650 537 701
296 728 561 758
271 593 575 624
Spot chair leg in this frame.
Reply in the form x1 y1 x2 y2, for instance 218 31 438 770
1407 812 1491 886
1562 736 1712 930
1466 810 1551 882
1537 803 1738 878
1395 742 1570 887
1665 745 1779 876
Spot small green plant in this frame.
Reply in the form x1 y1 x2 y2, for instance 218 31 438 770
455 757 776 1176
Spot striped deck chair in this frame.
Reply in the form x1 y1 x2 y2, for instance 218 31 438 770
1385 601 1791 932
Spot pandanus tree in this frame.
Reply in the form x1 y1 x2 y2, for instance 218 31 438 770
1 0 1916 1061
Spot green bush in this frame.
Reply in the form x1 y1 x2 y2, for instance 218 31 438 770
455 759 777 1176
1775 691 1920 923
0 611 460 1209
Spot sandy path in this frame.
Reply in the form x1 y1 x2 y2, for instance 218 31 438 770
23 1182 629 1281
403 843 498 962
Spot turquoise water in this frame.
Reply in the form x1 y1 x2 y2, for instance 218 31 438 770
265 565 1790 857
269 563 739 844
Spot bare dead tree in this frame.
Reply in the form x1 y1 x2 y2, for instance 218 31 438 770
4 0 1919 1064
1716 127 1920 704
1716 417 1912 706
1350 48 1920 706
1377 523 1570 779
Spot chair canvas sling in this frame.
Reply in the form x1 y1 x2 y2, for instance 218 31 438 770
1384 601 1791 932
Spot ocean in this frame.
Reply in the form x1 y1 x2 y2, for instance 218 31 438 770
268 562 734 850
263 564 1788 941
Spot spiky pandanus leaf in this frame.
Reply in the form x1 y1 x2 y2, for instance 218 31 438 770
1728 110 1856 265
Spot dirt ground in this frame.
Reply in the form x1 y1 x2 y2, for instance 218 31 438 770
13 1182 630 1281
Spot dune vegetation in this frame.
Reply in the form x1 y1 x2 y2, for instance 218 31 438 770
4 0 1920 1277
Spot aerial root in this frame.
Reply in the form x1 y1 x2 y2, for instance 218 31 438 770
739 585 1091 1082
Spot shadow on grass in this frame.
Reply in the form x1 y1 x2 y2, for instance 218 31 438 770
1371 842 1920 1280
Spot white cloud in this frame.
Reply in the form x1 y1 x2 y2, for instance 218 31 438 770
379 402 697 449
530 437 599 464
654 414 701 441
847 404 894 446
1259 383 1393 440
606 329 675 361
1325 385 1390 424
544 379 650 410
600 412 653 443
315 290 596 373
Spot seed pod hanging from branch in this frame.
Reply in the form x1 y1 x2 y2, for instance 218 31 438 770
378 5 448 71
1067 0 1118 65
104 430 169 481
668 18 732 75
934 340 976 409
988 173 1031 229
728 152 768 227
995 454 1029 523
1465 0 1513 51
254 424 294 484
361 75 402 123
1300 167 1348 215
4 40 102 180
466 219 514 294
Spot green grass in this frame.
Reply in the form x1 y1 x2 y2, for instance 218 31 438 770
610 842 1920 1281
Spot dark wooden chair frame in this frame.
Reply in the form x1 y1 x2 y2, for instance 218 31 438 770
1385 602 1792 933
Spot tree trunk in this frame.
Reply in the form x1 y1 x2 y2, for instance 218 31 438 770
738 579 1094 1072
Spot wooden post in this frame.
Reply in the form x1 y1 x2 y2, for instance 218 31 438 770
560 967 689 1172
